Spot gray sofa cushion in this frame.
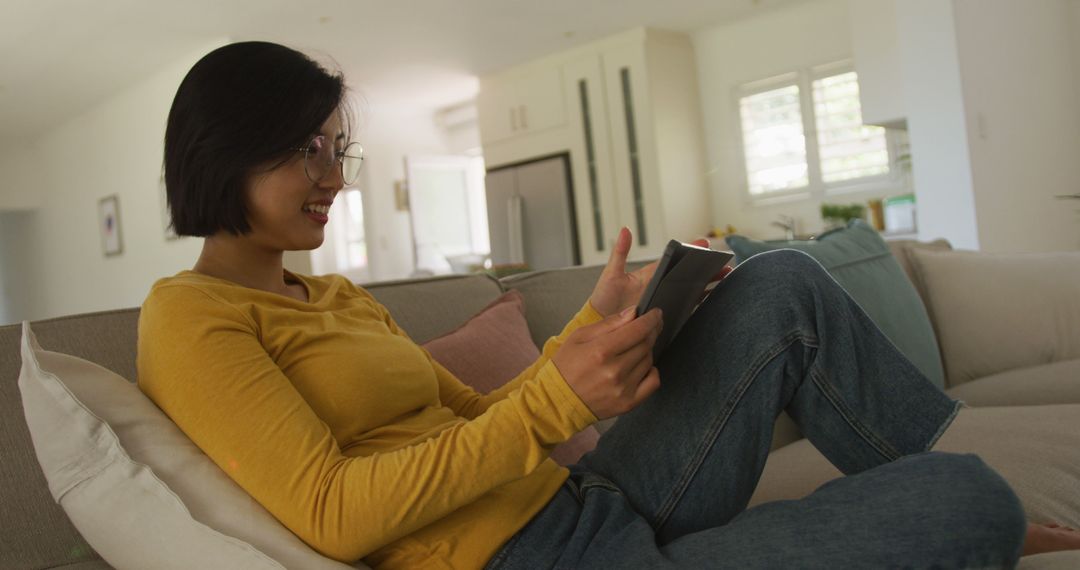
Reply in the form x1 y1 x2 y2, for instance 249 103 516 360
501 264 606 348
363 273 503 343
946 359 1080 408
501 262 650 348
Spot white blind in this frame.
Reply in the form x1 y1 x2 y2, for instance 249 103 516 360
738 84 808 195
812 71 889 183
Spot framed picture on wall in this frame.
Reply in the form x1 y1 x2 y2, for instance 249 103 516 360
98 194 123 257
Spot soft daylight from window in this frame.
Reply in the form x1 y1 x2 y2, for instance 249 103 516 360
738 84 808 195
812 71 889 184
738 68 890 198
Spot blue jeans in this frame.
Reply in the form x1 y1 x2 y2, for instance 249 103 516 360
484 250 1026 569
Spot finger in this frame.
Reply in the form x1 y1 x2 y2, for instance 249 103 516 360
690 238 710 248
609 323 658 377
604 227 631 277
572 305 638 343
630 259 659 285
707 265 733 284
601 307 663 355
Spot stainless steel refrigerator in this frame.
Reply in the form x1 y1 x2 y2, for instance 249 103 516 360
485 154 581 271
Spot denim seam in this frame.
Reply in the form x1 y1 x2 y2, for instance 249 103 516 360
924 398 964 451
807 366 902 462
651 330 804 534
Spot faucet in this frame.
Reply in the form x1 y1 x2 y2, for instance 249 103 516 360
772 215 796 240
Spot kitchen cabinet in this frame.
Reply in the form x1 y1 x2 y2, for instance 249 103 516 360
477 65 565 144
478 28 711 267
567 31 710 263
849 0 907 128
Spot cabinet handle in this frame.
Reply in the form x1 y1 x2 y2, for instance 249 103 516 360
508 196 525 263
519 105 528 129
577 79 604 253
619 67 647 246
510 107 518 131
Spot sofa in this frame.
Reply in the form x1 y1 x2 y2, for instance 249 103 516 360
1 239 1078 569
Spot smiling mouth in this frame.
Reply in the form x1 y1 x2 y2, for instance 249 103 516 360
302 204 330 215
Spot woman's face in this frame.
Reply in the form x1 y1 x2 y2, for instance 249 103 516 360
242 111 347 252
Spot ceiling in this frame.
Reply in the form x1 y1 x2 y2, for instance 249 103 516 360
0 0 808 146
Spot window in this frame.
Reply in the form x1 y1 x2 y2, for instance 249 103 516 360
341 189 367 268
312 187 370 281
812 71 890 183
738 80 808 195
737 63 895 200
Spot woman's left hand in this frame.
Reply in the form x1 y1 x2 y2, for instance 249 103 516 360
588 227 730 318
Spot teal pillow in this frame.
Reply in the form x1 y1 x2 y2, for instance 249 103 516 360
725 220 945 388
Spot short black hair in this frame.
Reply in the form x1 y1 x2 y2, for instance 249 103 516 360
164 41 346 237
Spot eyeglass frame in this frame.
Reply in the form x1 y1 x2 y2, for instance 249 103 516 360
292 135 365 185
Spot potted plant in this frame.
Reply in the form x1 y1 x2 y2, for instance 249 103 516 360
821 203 866 229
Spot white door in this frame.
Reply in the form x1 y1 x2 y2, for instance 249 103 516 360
406 155 489 275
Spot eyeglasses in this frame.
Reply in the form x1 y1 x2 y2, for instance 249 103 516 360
295 135 364 186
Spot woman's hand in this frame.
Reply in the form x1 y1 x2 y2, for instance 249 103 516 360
552 305 664 420
588 227 730 317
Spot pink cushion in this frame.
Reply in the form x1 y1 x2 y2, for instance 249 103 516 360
422 290 600 465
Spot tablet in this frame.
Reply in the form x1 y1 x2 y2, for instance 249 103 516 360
635 240 734 359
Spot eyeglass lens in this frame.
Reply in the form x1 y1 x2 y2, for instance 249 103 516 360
305 137 364 185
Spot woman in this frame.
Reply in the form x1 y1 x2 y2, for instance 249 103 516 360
138 41 1078 569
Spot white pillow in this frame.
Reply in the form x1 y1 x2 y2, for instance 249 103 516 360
18 322 369 570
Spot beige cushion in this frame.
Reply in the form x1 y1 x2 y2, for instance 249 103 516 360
749 405 1080 531
1020 551 1080 569
749 405 1080 568
884 238 952 305
946 359 1080 407
421 290 601 465
910 249 1080 388
17 322 368 570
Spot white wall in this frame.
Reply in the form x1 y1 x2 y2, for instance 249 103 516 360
693 0 884 239
0 211 41 324
0 141 45 211
894 0 980 250
0 39 228 324
953 0 1080 252
0 39 477 323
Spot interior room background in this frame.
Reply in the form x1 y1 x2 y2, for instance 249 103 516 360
1 0 1078 325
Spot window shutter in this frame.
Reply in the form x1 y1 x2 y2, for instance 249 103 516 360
738 84 809 195
812 71 889 184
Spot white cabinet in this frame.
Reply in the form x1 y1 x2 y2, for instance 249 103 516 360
849 0 907 128
567 31 710 264
477 66 566 144
479 29 711 267
562 54 621 266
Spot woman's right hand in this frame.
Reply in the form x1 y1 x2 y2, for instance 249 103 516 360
551 306 664 420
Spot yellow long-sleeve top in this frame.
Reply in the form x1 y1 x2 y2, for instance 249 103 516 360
136 269 602 568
